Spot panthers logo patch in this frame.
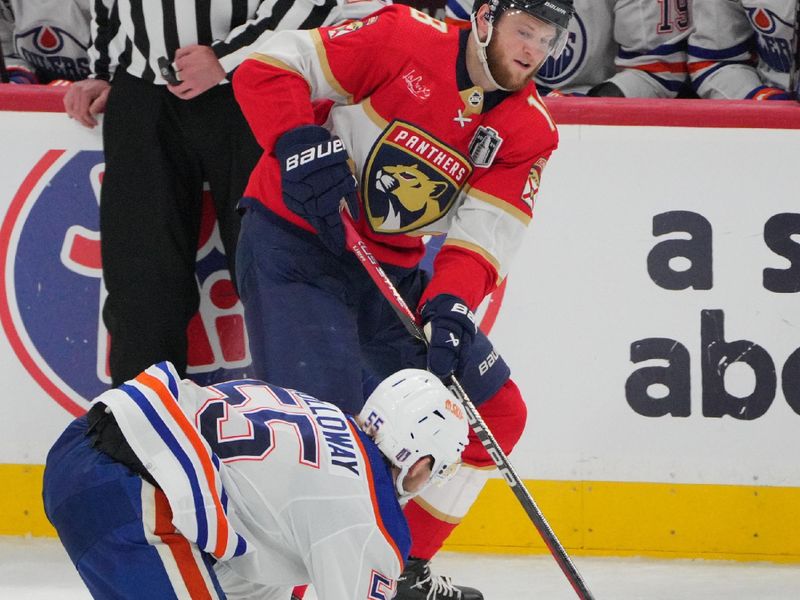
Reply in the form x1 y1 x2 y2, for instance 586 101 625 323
363 121 472 234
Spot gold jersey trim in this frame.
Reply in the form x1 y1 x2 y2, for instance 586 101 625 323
311 29 352 103
442 238 502 284
247 53 302 78
463 185 532 226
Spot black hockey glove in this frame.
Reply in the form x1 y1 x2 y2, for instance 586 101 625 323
275 125 359 255
86 402 159 488
586 81 625 97
420 294 477 379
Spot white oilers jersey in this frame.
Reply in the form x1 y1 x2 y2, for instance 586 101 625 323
688 0 798 98
97 362 408 600
446 0 692 97
0 0 94 82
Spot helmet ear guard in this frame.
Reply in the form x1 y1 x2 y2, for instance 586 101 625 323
359 369 469 502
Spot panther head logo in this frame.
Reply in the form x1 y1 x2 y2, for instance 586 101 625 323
371 164 448 231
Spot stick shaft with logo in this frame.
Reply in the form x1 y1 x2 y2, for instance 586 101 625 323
339 202 595 600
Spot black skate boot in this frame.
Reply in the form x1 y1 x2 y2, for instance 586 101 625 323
395 557 484 599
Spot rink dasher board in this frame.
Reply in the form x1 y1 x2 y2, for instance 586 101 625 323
0 92 798 561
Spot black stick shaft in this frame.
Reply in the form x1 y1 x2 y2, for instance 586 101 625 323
340 206 595 599
0 41 9 84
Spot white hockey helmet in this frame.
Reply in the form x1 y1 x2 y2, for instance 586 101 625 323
359 369 469 502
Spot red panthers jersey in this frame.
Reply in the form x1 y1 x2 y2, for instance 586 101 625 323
234 5 558 309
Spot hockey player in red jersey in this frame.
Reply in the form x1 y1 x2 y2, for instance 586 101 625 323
232 1 575 597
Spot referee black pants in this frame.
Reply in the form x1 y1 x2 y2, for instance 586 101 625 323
100 70 261 386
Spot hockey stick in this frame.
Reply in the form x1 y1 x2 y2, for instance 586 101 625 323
0 42 9 84
793 3 800 101
340 204 595 600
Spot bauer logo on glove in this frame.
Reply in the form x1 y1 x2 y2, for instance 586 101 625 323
284 138 347 171
275 125 359 255
421 294 477 378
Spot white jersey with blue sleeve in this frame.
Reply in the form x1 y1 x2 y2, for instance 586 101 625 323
96 361 409 600
688 0 798 99
1 0 98 82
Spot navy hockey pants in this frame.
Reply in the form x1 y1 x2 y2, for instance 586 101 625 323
235 201 510 415
43 416 226 599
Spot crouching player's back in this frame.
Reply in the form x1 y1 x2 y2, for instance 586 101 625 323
43 362 468 599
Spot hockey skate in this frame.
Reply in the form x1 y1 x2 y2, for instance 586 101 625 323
395 557 483 599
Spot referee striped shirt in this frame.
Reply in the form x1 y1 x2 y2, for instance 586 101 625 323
88 0 389 84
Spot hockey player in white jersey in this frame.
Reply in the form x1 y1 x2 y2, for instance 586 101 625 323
0 0 101 84
446 0 692 97
43 362 468 599
688 0 798 99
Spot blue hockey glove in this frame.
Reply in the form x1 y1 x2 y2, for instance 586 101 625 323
275 125 359 255
420 294 477 379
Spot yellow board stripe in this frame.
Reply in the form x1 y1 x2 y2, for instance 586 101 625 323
0 464 55 537
7 464 800 563
444 479 800 563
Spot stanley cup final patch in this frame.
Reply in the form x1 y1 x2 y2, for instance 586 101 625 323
363 121 472 234
468 126 503 168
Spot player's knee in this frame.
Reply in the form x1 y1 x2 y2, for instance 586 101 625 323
463 378 527 467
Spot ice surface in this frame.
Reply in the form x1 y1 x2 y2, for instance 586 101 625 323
2 536 798 599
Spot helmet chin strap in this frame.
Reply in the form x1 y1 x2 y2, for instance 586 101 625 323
395 464 413 503
470 12 511 92
395 466 435 505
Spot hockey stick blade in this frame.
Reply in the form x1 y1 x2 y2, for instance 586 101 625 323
340 204 595 599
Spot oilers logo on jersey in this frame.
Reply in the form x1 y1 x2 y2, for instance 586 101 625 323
14 25 90 81
363 121 472 234
745 7 795 73
536 13 587 87
748 6 786 34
